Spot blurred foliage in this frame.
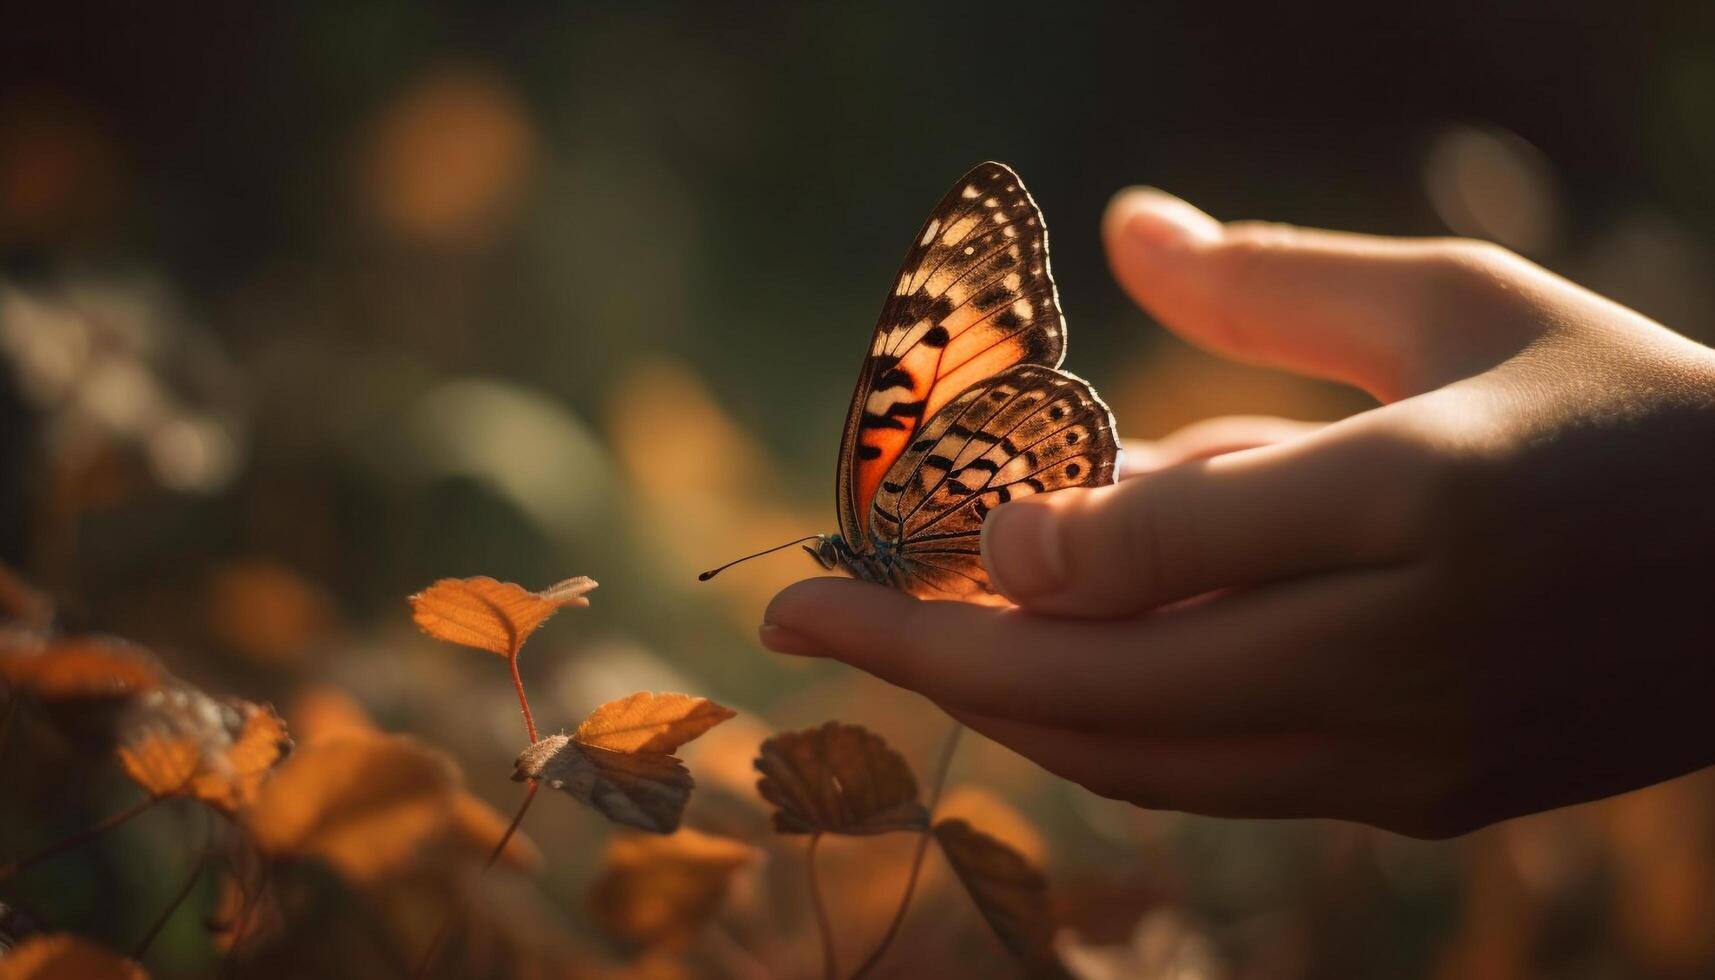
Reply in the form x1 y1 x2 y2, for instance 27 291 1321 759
4 3 1715 978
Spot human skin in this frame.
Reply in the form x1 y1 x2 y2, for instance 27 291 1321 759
758 187 1715 839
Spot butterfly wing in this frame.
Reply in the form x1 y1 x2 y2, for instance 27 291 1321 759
870 363 1118 602
836 162 1065 546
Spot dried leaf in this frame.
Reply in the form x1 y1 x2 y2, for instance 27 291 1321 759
408 575 596 657
588 829 760 949
515 735 692 834
0 636 160 701
246 731 461 884
0 934 148 979
754 722 928 835
116 686 290 814
514 692 733 834
933 818 1068 977
573 692 736 754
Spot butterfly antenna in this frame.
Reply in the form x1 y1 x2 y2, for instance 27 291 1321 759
698 536 823 581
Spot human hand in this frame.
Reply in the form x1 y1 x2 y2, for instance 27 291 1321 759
759 188 1715 838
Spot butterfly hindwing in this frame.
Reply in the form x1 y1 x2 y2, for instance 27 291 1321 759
836 162 1065 544
870 363 1118 602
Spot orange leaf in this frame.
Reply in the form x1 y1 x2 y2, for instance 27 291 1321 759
588 829 760 950
0 636 160 701
514 692 733 834
286 685 376 745
204 559 335 665
116 686 290 815
573 692 737 754
754 723 928 835
245 731 462 884
0 934 148 979
515 736 693 834
408 575 597 657
933 818 1068 977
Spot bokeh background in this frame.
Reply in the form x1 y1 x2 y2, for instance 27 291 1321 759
4 4 1715 978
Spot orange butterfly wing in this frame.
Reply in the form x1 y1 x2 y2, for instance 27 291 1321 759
836 162 1066 546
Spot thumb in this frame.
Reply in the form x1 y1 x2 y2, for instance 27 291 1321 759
1104 188 1545 402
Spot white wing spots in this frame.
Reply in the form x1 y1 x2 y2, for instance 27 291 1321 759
990 211 1008 224
865 385 908 414
983 197 999 207
920 218 941 246
941 214 980 246
1012 299 1034 320
1003 226 1018 239
1005 184 1017 191
896 272 911 296
1003 272 1021 291
963 245 975 255
961 184 981 199
1026 216 1038 227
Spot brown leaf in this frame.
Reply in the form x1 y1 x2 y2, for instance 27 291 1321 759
513 692 733 834
515 735 692 834
0 636 160 701
754 722 928 835
116 686 291 814
245 731 462 884
0 934 148 979
588 829 760 950
408 575 596 657
573 692 737 754
933 818 1068 977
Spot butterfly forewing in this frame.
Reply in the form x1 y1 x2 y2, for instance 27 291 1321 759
870 364 1118 602
837 162 1065 544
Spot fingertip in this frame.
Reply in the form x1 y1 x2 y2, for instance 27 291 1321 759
1103 186 1223 259
762 577 912 651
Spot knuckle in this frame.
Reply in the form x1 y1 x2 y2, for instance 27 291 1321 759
1419 238 1531 308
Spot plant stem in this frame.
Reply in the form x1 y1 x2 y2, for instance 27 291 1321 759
413 779 540 980
847 722 963 980
133 812 213 960
507 652 537 743
0 793 161 881
807 833 837 980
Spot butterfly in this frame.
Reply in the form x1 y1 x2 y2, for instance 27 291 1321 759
702 162 1118 603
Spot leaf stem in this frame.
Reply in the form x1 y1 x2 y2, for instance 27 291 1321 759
0 793 161 881
133 810 213 960
507 651 538 743
413 779 540 980
847 722 963 980
807 832 837 980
